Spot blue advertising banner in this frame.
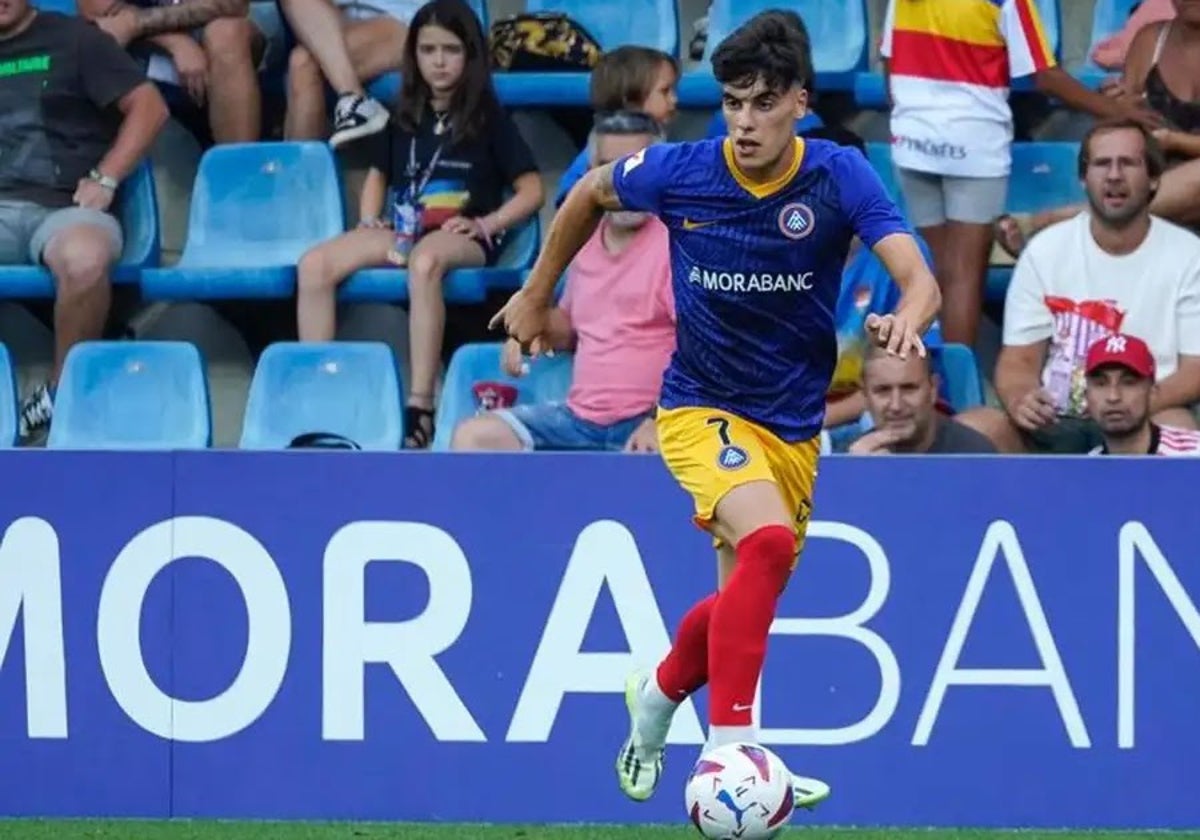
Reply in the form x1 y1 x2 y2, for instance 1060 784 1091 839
0 452 1196 829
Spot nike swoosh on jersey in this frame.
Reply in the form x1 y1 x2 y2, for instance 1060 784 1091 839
682 218 717 230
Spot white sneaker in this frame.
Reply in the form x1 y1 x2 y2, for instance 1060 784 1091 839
615 671 672 802
330 94 390 148
791 773 831 810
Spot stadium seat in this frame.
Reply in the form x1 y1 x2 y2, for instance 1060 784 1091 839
0 161 160 298
366 0 489 104
939 343 986 413
986 141 1082 302
865 142 904 212
430 341 574 451
47 341 211 450
240 342 405 450
139 142 345 300
492 0 678 107
340 211 540 303
0 344 15 448
34 0 76 13
854 0 1061 108
679 0 869 107
1076 0 1138 89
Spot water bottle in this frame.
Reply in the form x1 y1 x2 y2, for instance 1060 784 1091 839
388 199 419 266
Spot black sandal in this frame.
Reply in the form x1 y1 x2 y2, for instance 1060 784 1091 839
404 405 435 449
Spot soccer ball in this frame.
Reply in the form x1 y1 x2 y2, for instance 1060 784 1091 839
684 742 795 839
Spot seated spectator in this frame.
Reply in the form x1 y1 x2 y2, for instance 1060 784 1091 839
847 346 995 454
959 119 1200 453
296 0 542 448
0 0 167 442
1084 333 1200 455
279 0 422 145
81 0 279 144
452 112 672 453
553 45 678 207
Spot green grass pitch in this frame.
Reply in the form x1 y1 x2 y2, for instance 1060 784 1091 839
2 823 1199 840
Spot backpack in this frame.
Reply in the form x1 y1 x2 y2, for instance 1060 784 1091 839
286 432 362 450
489 12 603 72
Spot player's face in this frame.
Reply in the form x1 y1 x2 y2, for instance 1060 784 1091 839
1082 128 1156 227
720 78 808 177
1085 365 1153 436
862 355 938 445
415 24 467 98
596 132 655 229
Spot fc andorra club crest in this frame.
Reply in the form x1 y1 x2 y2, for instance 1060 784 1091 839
778 202 815 240
717 445 750 470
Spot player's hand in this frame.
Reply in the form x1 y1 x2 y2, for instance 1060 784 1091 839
489 288 554 357
624 417 658 453
1008 387 1058 432
500 338 526 378
865 312 926 360
847 425 906 455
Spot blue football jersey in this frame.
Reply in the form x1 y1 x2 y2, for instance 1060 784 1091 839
611 136 911 441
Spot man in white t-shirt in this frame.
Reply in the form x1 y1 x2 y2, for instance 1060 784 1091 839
1084 333 1200 456
959 119 1200 453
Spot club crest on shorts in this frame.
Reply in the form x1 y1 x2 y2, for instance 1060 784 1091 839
778 202 815 240
717 444 749 470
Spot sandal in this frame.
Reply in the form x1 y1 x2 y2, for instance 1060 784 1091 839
992 213 1030 264
404 405 435 449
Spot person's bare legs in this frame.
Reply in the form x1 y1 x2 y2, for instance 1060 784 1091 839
934 220 993 346
277 0 362 93
296 227 393 340
201 16 263 143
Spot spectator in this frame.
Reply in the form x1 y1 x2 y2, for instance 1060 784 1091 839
296 0 542 449
553 45 678 207
280 0 420 145
452 111 672 453
881 0 1160 347
958 119 1200 453
1091 0 1174 71
847 345 995 454
1084 333 1200 455
81 0 278 144
0 0 167 442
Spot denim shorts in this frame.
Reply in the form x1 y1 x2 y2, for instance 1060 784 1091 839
493 403 651 451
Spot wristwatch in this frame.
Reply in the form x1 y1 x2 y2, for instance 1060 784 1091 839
88 169 119 191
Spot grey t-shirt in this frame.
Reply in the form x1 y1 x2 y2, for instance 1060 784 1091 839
927 418 996 453
0 13 146 208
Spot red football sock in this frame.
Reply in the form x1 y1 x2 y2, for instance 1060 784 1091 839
708 524 795 726
655 592 717 700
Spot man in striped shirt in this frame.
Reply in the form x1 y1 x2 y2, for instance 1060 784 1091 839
1085 334 1200 456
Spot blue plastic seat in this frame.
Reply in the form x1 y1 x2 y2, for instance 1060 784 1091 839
493 0 678 107
140 142 345 300
47 341 211 450
865 142 905 214
940 343 985 412
34 0 77 13
431 341 574 451
240 342 404 450
1077 0 1138 88
679 0 868 107
366 0 488 104
0 161 160 298
0 344 15 448
340 212 540 303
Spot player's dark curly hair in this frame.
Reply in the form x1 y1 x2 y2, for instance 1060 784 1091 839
711 9 814 95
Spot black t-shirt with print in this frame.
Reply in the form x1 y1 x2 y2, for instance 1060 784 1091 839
0 13 147 208
371 101 538 231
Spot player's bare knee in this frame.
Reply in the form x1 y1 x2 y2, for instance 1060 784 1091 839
451 415 520 450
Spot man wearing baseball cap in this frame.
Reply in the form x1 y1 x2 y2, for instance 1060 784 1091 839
1085 334 1200 456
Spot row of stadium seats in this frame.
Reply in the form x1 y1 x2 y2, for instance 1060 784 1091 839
0 140 1083 303
0 339 988 450
0 142 538 303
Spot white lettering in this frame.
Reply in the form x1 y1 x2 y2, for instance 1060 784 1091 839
98 517 291 742
0 518 66 738
507 521 705 744
760 521 899 746
1118 522 1200 749
913 520 1088 747
322 522 483 742
688 270 816 293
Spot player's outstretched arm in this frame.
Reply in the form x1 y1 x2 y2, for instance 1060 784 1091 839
489 163 624 352
868 233 942 358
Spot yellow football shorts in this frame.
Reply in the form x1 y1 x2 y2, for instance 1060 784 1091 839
655 405 819 555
